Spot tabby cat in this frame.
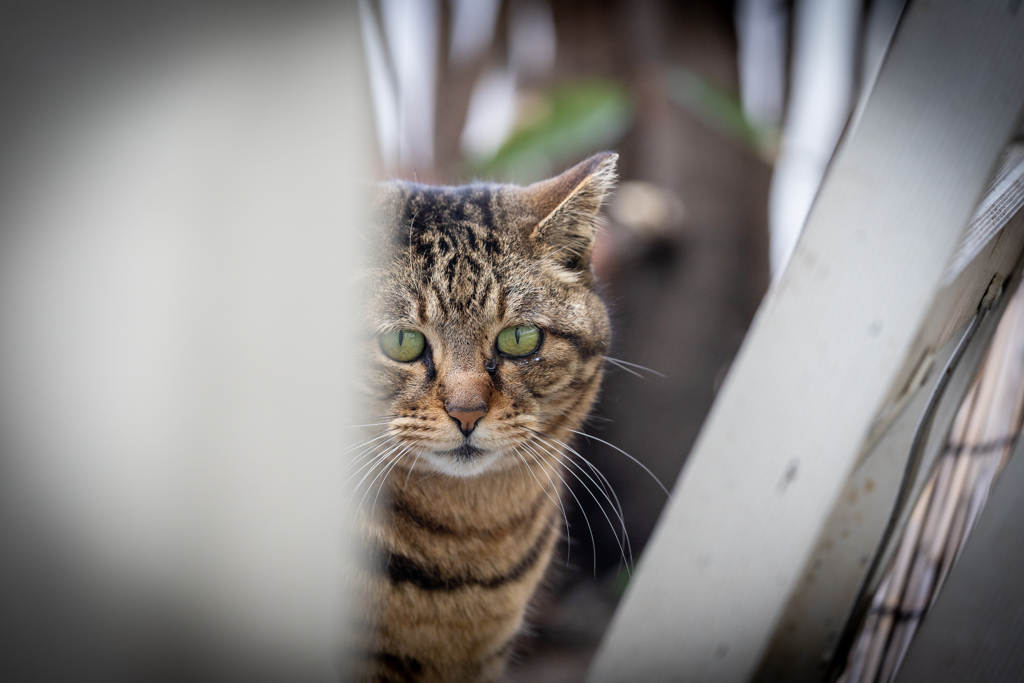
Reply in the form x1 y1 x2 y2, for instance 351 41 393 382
350 153 617 682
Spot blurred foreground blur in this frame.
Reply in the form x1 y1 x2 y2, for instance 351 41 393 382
0 3 371 680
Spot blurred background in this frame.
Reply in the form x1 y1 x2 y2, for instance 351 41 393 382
0 0 910 681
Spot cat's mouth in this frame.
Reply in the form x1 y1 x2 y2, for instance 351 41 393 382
438 444 483 461
423 443 501 477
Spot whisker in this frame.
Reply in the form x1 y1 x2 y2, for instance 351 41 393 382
408 208 421 279
344 450 400 506
528 244 573 272
602 356 667 378
521 441 599 577
537 433 634 570
353 449 402 516
413 470 440 485
341 431 394 456
538 423 672 498
531 430 626 517
508 448 528 493
341 435 397 478
371 445 414 519
402 446 425 489
544 408 614 433
533 429 613 497
347 442 409 516
513 446 571 568
340 433 390 458
532 429 627 531
338 414 398 425
571 454 630 563
603 357 645 380
343 439 405 505
527 435 632 573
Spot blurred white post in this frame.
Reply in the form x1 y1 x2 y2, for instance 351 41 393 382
0 4 374 679
380 0 440 171
735 0 788 132
768 0 861 278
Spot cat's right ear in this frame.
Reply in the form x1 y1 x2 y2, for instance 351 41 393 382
522 152 618 271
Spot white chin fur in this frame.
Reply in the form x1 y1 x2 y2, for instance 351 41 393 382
421 450 503 478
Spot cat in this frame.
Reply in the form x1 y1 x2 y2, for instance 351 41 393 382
349 152 617 682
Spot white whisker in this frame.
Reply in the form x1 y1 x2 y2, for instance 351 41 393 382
527 436 631 573
603 357 646 380
602 356 667 378
508 448 528 493
513 445 571 568
541 423 671 498
342 435 397 470
533 429 627 530
344 440 406 511
341 436 397 479
528 243 573 272
521 441 599 576
408 207 421 279
371 445 414 518
350 442 410 516
402 445 425 489
341 430 394 456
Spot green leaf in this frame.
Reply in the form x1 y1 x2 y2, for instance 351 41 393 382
664 66 777 159
472 80 634 184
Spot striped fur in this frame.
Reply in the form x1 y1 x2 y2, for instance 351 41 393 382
350 154 616 682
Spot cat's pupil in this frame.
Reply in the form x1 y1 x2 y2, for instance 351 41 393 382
515 327 520 344
398 330 404 346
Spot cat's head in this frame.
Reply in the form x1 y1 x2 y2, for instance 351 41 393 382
362 153 615 477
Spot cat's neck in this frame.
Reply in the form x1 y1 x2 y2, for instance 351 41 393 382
383 453 563 530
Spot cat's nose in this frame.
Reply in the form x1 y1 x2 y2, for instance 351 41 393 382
446 403 487 436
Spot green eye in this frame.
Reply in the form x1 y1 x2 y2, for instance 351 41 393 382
496 325 542 357
379 329 426 362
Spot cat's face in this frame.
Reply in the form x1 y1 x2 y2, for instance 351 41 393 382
360 154 615 477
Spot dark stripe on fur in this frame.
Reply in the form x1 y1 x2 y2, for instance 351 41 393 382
557 374 600 416
390 484 552 538
376 510 557 591
416 295 428 325
375 651 424 682
544 326 607 359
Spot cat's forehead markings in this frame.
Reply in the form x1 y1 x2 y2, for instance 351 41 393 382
395 187 512 323
405 187 502 263
416 294 428 326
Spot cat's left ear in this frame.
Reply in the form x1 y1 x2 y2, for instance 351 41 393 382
523 152 618 271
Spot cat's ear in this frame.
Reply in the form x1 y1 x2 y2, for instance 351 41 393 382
523 152 618 271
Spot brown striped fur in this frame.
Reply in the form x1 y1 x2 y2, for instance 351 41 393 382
349 154 616 682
